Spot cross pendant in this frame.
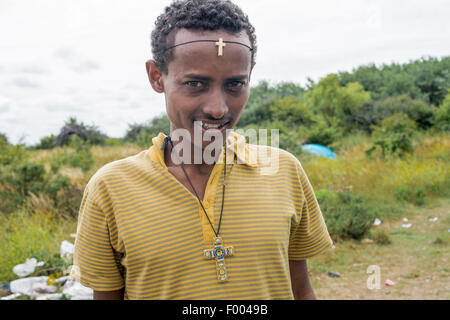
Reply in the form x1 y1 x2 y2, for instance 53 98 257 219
204 236 234 281
215 38 226 56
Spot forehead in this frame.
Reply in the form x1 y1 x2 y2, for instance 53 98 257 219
167 28 252 77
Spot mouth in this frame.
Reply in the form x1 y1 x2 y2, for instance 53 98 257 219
195 120 231 132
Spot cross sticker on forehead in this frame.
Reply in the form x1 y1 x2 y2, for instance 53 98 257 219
215 38 226 56
162 39 253 56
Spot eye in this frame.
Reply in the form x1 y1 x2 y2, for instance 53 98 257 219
184 81 203 88
227 81 246 91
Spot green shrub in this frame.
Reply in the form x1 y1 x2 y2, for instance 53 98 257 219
124 114 170 148
317 190 376 241
35 134 57 150
374 95 436 130
50 136 94 173
433 90 450 132
394 184 426 206
54 117 107 147
269 97 313 126
0 140 28 166
365 113 417 158
305 116 342 146
0 210 70 283
0 132 8 145
371 230 392 245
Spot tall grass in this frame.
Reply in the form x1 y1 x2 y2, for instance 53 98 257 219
302 134 450 219
0 210 75 283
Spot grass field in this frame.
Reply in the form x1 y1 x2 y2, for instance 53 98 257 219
0 133 449 299
310 197 449 300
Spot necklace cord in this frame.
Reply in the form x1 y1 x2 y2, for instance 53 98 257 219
166 137 227 238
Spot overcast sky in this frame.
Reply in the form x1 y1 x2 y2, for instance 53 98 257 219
1 0 449 145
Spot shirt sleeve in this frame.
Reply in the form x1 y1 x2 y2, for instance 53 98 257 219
288 158 334 260
70 178 125 291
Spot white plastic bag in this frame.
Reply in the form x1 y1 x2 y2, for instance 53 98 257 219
12 258 45 278
62 281 93 300
60 240 74 260
10 276 48 296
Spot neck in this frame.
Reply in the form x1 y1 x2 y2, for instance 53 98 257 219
163 137 220 176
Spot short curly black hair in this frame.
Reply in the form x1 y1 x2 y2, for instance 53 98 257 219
151 0 257 74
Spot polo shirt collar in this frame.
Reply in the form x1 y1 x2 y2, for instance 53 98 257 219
148 131 258 168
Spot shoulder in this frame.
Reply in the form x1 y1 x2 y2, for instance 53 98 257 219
247 143 304 173
86 149 151 194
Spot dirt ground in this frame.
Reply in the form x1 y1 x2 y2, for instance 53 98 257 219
309 198 449 300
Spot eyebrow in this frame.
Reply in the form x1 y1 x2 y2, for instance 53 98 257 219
183 74 248 81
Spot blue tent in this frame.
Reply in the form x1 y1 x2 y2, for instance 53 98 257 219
302 144 337 159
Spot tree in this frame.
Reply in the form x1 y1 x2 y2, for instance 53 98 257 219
306 74 370 133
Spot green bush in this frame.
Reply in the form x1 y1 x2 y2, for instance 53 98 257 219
306 74 371 133
50 135 94 173
371 230 392 245
54 117 107 147
305 115 342 146
269 97 313 126
317 190 376 241
433 90 450 132
394 184 426 206
35 134 57 150
374 95 436 130
124 114 170 148
365 113 417 158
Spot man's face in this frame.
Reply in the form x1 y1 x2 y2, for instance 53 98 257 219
148 28 253 150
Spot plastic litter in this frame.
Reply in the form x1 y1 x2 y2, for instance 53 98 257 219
402 223 412 228
60 240 74 260
62 280 93 300
35 293 64 300
0 293 22 300
32 282 57 294
10 276 48 296
12 258 45 278
373 218 382 226
385 279 395 286
428 217 438 222
403 218 408 223
328 272 340 278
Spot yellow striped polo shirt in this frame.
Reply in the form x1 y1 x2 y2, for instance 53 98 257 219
71 131 333 299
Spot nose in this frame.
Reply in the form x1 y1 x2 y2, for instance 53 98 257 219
202 87 228 119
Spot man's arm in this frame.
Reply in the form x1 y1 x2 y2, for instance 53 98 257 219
94 288 125 300
289 260 316 300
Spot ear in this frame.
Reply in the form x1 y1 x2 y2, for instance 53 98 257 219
145 60 165 93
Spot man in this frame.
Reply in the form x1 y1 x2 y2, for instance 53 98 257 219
71 0 333 300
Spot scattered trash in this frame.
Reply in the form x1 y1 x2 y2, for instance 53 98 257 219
60 240 74 260
331 245 336 249
403 218 408 223
32 282 57 294
10 276 49 296
385 279 395 286
373 218 382 226
62 280 93 300
12 258 45 278
428 217 438 222
35 293 64 300
0 293 22 300
70 233 77 238
402 223 412 228
362 239 374 244
328 272 341 278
